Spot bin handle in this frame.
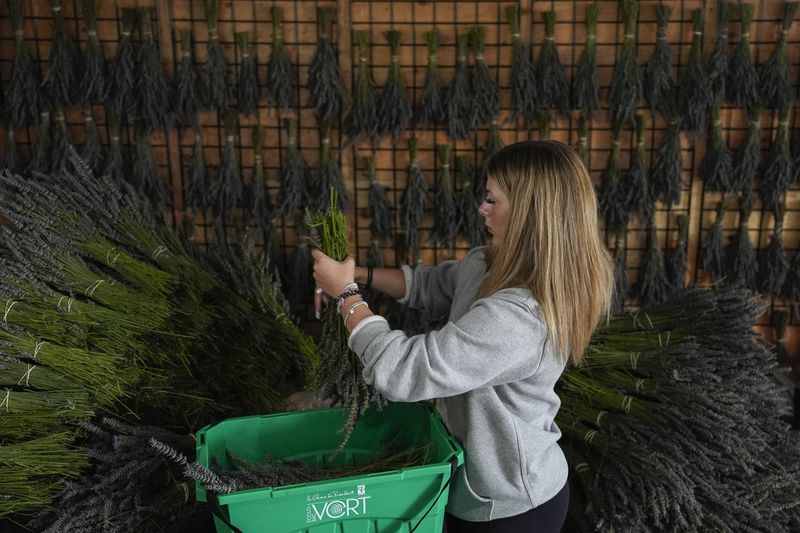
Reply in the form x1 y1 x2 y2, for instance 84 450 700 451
207 492 245 533
409 456 458 533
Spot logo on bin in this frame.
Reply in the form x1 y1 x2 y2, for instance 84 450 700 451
305 486 371 523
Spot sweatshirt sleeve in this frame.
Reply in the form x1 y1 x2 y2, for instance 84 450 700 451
348 289 548 402
396 259 460 321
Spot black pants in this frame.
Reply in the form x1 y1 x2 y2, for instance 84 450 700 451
445 482 569 533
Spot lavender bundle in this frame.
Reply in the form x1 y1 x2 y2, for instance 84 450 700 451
537 11 570 118
537 110 551 139
650 118 683 206
102 110 127 188
478 120 505 192
575 115 589 167
175 30 201 128
415 30 447 129
203 0 228 110
732 106 762 192
266 6 293 110
623 115 652 224
313 117 348 211
759 2 798 110
287 218 313 305
131 130 165 208
4 0 40 127
644 4 676 118
707 0 731 105
634 220 670 307
28 110 51 175
236 32 259 117
469 26 499 128
79 106 104 176
666 215 689 291
572 4 599 119
364 156 391 242
782 249 800 310
772 310 790 365
209 110 242 220
307 7 341 123
377 30 412 143
401 138 428 256
431 144 457 251
727 3 759 111
275 117 309 219
611 229 628 313
609 0 641 130
758 106 793 212
183 127 207 211
699 103 733 191
108 8 137 118
136 7 173 134
2 128 20 172
447 33 474 140
726 205 758 289
46 0 81 105
678 8 710 134
78 0 107 103
456 156 484 247
700 202 727 281
758 206 789 295
344 31 378 146
250 125 273 239
598 135 628 235
506 4 536 128
50 106 72 176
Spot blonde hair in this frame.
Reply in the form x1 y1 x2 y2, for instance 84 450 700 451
481 140 614 366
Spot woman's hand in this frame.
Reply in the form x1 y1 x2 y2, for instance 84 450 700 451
311 249 356 317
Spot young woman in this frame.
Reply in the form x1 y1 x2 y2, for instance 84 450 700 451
311 140 614 532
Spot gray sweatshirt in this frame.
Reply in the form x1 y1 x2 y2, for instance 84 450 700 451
348 247 568 521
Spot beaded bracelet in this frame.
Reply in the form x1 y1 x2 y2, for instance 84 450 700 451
335 289 362 311
343 300 369 328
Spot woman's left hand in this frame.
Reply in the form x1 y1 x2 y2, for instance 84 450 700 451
311 249 356 315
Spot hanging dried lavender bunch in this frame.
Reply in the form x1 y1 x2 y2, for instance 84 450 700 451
4 0 40 128
732 106 762 192
108 8 137 118
707 0 731 105
251 124 273 240
727 3 759 111
506 5 536 128
365 156 391 241
183 127 207 212
175 30 201 128
103 109 128 188
447 33 473 140
275 117 309 219
50 106 72 176
759 107 793 212
431 144 457 251
700 202 727 281
235 32 259 117
623 115 652 224
308 7 341 123
209 110 242 219
203 0 228 110
344 31 379 146
611 229 628 313
416 30 447 129
136 7 173 134
781 248 800 306
598 134 628 235
609 0 641 130
635 220 670 307
468 26 499 128
758 206 788 295
266 6 293 110
132 130 165 208
287 218 313 305
644 4 677 118
377 30 412 143
666 215 689 291
2 128 20 172
650 117 683 206
78 0 107 103
79 106 104 176
313 117 348 211
478 120 505 192
575 115 589 167
401 138 428 256
46 0 81 105
537 11 569 119
759 2 798 109
726 204 757 289
28 110 51 175
699 103 732 191
679 9 710 135
771 310 790 365
572 4 599 119
456 156 485 248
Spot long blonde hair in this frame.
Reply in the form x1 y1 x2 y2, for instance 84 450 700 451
481 140 614 366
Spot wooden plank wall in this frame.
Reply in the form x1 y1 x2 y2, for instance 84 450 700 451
1 0 799 355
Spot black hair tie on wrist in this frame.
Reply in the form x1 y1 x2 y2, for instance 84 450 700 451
366 266 374 289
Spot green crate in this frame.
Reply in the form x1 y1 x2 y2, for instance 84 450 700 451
195 402 464 533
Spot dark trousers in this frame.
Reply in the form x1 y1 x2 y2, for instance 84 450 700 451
445 482 569 533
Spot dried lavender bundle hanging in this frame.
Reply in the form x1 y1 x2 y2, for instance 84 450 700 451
203 0 228 110
666 215 689 291
598 135 628 235
183 127 207 211
266 6 293 110
78 0 107 103
175 30 200 128
377 30 412 143
611 229 628 313
726 205 757 289
235 32 259 117
431 144 457 251
307 7 341 123
2 128 20 172
416 30 447 129
103 110 128 188
706 0 731 105
447 33 473 140
50 106 72 176
401 138 428 256
469 26 499 128
634 220 670 307
771 310 790 365
251 125 273 241
759 2 798 110
79 106 104 176
4 0 40 128
287 219 313 304
136 7 173 134
680 9 711 135
650 117 683 206
313 117 348 211
623 115 652 224
344 31 378 146
506 5 536 128
572 4 599 119
609 0 641 130
700 201 727 280
759 106 793 212
758 206 788 295
108 8 137 118
364 156 391 241
727 3 759 111
478 120 505 192
46 0 81 105
732 106 762 192
209 110 242 219
275 117 308 219
699 103 732 191
28 110 51 175
537 12 570 119
132 130 165 208
456 156 484 247
781 248 800 306
644 4 676 118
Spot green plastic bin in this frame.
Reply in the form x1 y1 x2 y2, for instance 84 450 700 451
195 402 464 533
